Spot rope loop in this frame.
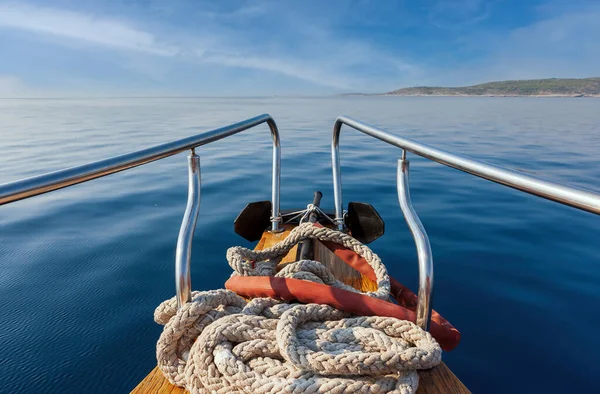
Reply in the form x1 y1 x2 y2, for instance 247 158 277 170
227 223 390 299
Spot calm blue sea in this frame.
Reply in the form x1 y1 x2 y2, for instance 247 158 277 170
0 97 599 393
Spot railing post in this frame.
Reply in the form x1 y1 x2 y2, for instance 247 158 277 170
397 151 433 330
267 118 283 232
332 119 345 231
175 149 201 308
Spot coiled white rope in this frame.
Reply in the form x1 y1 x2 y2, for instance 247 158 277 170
155 223 441 393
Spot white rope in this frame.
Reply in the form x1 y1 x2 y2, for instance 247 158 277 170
283 205 338 225
155 223 442 393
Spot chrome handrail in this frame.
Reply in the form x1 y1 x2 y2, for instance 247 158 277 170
332 115 600 330
0 114 283 307
176 151 201 307
397 151 433 330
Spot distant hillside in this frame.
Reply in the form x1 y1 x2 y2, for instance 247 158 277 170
385 77 600 97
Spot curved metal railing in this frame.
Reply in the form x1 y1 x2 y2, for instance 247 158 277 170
0 114 283 307
332 115 600 330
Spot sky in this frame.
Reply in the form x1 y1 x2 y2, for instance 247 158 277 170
0 0 599 97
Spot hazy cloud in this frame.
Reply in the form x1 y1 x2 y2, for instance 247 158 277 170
0 3 177 56
0 75 29 96
0 2 419 92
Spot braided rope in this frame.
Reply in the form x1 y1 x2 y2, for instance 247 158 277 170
227 223 390 299
155 223 442 393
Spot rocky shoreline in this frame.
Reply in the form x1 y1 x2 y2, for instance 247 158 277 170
379 93 600 97
370 77 600 98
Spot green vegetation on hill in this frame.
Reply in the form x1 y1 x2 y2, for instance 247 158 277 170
385 77 600 96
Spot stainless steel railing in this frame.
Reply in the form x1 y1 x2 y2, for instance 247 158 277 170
332 115 600 331
0 114 283 307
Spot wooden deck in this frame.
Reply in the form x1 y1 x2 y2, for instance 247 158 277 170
132 225 469 394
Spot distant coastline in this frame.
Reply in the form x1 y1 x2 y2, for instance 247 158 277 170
380 93 600 98
351 77 600 97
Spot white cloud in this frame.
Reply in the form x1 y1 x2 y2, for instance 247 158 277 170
480 7 600 81
427 0 491 29
426 3 600 86
0 2 419 93
0 3 177 56
200 53 356 90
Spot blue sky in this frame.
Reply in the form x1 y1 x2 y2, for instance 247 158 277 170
0 0 598 96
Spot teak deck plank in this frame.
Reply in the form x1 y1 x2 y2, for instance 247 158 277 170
258 224 299 264
131 226 469 394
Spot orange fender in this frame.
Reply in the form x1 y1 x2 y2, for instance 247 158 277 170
225 275 460 351
226 222 460 351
